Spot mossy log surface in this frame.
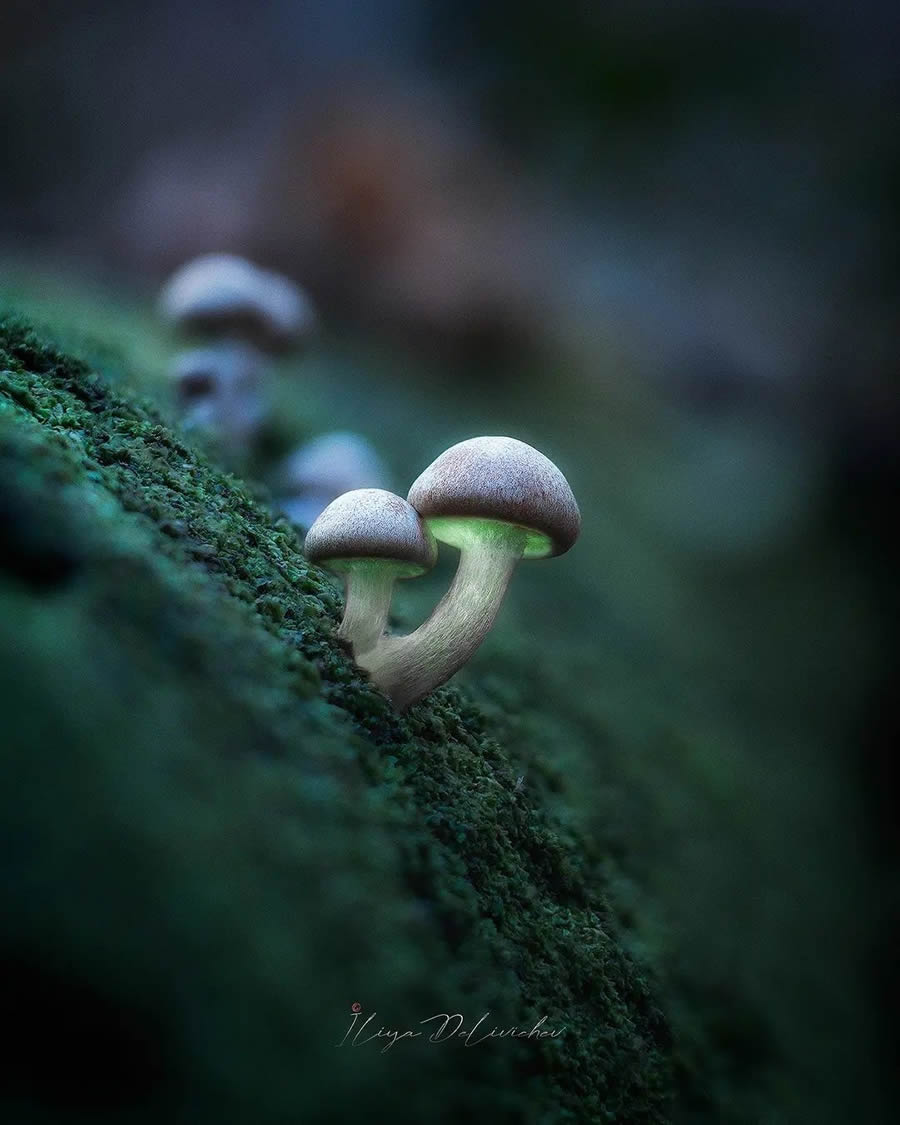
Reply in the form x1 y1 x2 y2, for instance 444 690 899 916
0 313 673 1122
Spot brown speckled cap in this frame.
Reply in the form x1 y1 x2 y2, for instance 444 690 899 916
407 436 581 558
159 254 316 352
304 489 437 574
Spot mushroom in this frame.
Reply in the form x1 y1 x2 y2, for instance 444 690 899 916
159 253 316 353
276 431 391 530
304 489 437 657
170 342 267 456
358 436 580 710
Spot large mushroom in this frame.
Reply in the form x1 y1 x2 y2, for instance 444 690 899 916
304 489 436 657
358 436 580 710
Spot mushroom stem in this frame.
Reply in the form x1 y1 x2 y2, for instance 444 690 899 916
359 523 527 710
338 563 398 656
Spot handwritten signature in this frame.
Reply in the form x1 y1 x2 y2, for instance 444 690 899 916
337 1011 566 1052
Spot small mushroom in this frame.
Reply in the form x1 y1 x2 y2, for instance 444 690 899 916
304 488 437 657
359 436 580 710
170 342 267 456
276 431 390 530
159 253 316 353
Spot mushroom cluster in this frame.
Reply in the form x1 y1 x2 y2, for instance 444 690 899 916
304 436 580 711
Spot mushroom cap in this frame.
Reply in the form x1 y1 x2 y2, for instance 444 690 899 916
407 436 581 558
304 488 437 577
159 253 316 352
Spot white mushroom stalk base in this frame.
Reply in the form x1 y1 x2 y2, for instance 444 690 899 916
337 563 398 656
359 522 528 711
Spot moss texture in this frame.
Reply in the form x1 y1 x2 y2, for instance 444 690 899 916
0 312 673 1122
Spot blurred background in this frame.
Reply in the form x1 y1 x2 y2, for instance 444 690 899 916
1 1 898 1121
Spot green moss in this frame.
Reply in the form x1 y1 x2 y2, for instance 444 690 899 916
0 311 673 1122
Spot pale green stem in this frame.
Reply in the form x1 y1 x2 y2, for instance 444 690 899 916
359 525 526 711
338 566 396 656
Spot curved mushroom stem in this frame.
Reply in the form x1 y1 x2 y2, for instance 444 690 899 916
338 564 397 656
358 523 527 710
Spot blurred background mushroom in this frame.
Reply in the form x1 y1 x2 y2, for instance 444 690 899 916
169 343 268 460
159 253 316 355
274 430 391 529
159 252 317 463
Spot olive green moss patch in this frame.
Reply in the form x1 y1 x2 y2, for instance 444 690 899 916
0 312 673 1123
